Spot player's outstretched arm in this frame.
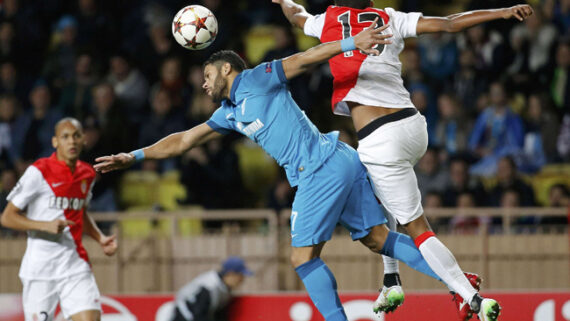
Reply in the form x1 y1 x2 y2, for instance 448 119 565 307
0 202 75 234
83 212 117 256
272 0 312 29
282 18 392 79
416 4 533 35
94 122 221 174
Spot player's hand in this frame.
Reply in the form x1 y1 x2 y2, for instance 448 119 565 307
43 219 75 234
94 153 135 173
271 0 283 3
99 234 118 256
502 5 533 21
354 18 392 56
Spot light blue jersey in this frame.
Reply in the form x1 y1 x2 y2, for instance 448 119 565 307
207 59 386 247
206 60 338 187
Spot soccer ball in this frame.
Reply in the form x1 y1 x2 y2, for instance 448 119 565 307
172 5 218 50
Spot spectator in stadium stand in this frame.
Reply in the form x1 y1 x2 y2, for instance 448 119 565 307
73 0 118 57
0 61 31 104
151 56 190 112
557 113 570 161
415 146 449 200
522 93 560 164
106 51 149 123
540 183 570 226
0 117 117 321
432 93 473 156
489 156 536 207
180 135 243 209
442 156 488 207
417 32 458 86
444 49 487 114
0 94 22 168
58 52 98 122
468 81 525 176
19 82 62 162
42 15 79 90
546 37 570 117
171 257 252 321
139 88 186 172
89 82 133 154
402 48 427 88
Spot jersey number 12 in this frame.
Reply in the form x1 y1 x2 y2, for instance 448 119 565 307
337 11 385 57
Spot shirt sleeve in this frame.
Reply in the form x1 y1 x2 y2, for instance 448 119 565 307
7 166 41 211
244 60 288 93
303 13 326 38
206 107 234 135
385 7 422 38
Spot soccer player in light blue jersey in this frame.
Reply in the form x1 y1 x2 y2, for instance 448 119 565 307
94 22 441 321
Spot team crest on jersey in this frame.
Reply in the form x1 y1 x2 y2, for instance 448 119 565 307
265 63 272 73
81 179 87 194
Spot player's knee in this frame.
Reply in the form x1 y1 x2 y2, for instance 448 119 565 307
290 252 308 268
360 225 388 252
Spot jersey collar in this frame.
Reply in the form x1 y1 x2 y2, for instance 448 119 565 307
228 72 243 106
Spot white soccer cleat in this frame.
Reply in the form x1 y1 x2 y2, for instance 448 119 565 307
373 285 405 314
477 298 501 321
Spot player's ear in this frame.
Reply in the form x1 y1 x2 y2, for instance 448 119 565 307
222 62 231 76
52 136 58 149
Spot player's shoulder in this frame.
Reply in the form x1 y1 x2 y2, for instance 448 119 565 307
31 156 54 174
76 160 96 177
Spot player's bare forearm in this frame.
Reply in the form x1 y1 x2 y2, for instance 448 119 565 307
83 211 103 243
282 20 391 79
417 5 533 34
0 202 74 233
95 123 220 173
144 123 220 159
272 0 311 28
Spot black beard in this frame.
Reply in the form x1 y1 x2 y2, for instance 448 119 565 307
211 75 228 104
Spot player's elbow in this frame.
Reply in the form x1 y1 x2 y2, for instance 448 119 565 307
0 211 12 228
444 18 462 33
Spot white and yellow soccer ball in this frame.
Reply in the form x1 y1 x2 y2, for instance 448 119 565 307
172 5 218 50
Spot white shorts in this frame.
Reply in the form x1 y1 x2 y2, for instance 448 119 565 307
357 109 428 225
21 272 101 320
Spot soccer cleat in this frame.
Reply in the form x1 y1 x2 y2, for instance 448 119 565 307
451 272 482 321
477 298 501 321
373 285 405 314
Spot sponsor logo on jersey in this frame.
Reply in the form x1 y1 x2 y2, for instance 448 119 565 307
49 196 86 210
238 119 264 136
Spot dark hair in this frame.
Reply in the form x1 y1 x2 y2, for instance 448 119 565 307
334 0 371 9
550 183 570 196
204 50 247 73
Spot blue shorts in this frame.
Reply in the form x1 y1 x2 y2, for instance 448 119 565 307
290 142 387 247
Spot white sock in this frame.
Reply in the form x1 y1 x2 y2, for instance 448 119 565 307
382 211 399 274
418 236 477 303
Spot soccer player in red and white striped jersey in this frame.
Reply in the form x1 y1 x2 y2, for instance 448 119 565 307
1 117 117 321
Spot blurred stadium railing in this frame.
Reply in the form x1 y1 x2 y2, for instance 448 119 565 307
0 207 568 294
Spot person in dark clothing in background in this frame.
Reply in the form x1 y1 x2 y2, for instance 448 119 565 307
172 257 252 321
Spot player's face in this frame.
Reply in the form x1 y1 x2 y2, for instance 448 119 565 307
52 121 85 162
203 64 228 104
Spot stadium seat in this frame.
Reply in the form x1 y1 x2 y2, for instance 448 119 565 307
157 170 187 211
119 171 160 208
244 25 277 64
234 140 278 205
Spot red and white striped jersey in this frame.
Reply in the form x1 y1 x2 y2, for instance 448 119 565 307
304 6 422 116
7 153 96 280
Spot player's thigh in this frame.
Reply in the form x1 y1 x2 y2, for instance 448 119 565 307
70 310 101 321
357 117 427 224
339 165 387 241
59 273 102 320
21 278 59 321
290 146 356 248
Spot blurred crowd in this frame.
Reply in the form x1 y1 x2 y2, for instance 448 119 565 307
0 0 568 226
